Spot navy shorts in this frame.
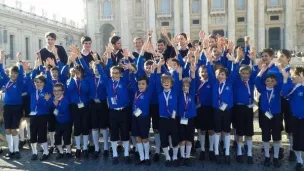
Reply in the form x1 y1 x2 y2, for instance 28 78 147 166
4 105 21 129
214 109 232 133
131 115 150 139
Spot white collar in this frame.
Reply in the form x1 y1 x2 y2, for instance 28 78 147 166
266 87 274 91
164 89 171 93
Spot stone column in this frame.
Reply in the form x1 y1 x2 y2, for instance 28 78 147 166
285 0 296 50
227 0 235 42
183 0 190 35
173 0 181 35
148 0 157 45
258 0 265 51
201 0 209 33
120 0 130 49
247 0 255 46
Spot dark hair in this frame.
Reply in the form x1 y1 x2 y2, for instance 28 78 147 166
74 65 84 76
10 66 19 74
265 74 277 81
157 39 166 45
262 48 274 57
171 58 180 66
209 35 217 40
137 76 149 84
110 36 121 45
239 64 252 74
215 67 229 77
110 66 123 74
50 67 59 72
35 74 47 84
53 83 65 91
144 60 154 66
278 49 291 59
290 66 304 77
45 32 56 40
179 33 187 40
81 36 92 44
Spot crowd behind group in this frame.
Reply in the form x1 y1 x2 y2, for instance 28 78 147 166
0 29 304 171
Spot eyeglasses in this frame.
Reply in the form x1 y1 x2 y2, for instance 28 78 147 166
111 72 120 75
53 90 63 92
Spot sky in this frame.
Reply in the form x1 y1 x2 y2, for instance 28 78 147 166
4 0 85 25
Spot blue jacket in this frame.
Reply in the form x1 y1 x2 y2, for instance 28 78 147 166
178 79 196 118
53 96 71 123
66 77 90 105
29 85 53 115
195 73 212 107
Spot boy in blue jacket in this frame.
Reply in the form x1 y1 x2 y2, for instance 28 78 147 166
281 66 304 171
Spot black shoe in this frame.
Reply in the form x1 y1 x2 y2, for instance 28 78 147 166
19 141 26 149
172 159 179 167
0 148 2 154
185 158 191 167
220 141 224 150
88 145 95 153
5 152 14 159
233 141 237 149
75 149 81 159
209 151 215 161
117 145 123 153
153 153 160 162
56 153 64 160
195 140 201 148
165 160 171 167
14 152 20 159
225 155 230 164
295 163 303 171
191 147 196 155
103 150 109 157
135 152 139 159
279 148 284 160
83 150 89 159
31 154 38 160
66 153 72 158
130 147 136 154
40 154 49 161
93 151 99 159
145 159 151 166
199 151 205 161
135 159 145 165
289 150 296 162
27 140 31 149
215 155 221 164
112 157 118 165
273 158 281 168
124 156 131 164
236 155 243 163
264 157 270 167
48 147 54 154
179 157 185 166
247 156 253 164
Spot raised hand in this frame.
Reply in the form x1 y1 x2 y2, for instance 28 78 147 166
226 53 236 62
147 29 153 37
121 48 129 58
44 93 51 101
199 30 205 40
161 28 168 37
204 48 213 62
16 52 22 61
227 41 234 52
92 52 98 61
244 36 250 46
203 38 209 49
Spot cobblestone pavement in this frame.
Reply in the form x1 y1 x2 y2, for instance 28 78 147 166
0 119 299 171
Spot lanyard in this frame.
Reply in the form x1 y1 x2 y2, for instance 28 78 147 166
184 93 189 118
4 81 15 92
266 89 274 105
243 80 252 104
287 84 301 97
163 90 172 115
55 95 64 108
112 80 120 97
218 82 225 104
95 76 101 97
134 91 143 108
74 79 82 102
35 89 42 111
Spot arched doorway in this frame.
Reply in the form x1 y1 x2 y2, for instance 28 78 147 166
100 24 115 53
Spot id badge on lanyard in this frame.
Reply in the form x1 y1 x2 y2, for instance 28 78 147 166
218 83 227 111
266 89 274 118
111 80 120 105
163 91 175 118
4 81 15 92
244 81 253 108
94 77 101 103
134 92 143 117
75 79 84 108
181 93 189 125
31 89 41 115
196 81 205 108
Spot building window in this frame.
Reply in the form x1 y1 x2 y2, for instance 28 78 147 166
9 35 14 60
161 22 169 26
213 30 225 37
192 19 200 25
269 27 281 50
192 0 200 13
212 0 224 9
237 0 245 10
270 15 279 20
269 0 280 7
103 0 112 17
160 0 170 13
135 0 142 16
237 38 245 46
25 37 30 60
237 17 245 22
39 39 43 49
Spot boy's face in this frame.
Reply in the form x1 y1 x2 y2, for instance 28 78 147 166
53 87 64 99
162 79 172 90
144 64 153 74
183 82 190 93
240 69 251 81
170 61 178 71
209 38 216 46
262 52 273 65
134 39 143 50
277 52 289 65
34 79 45 90
138 80 147 93
74 69 83 79
110 69 121 81
216 71 227 82
178 35 186 46
199 68 208 80
51 70 59 79
291 73 302 84
82 41 92 51
10 71 18 82
265 77 277 88
113 39 122 50
212 47 221 59
46 36 55 46
157 42 165 53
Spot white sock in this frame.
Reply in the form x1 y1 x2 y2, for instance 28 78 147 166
31 143 37 154
123 141 129 156
66 145 71 153
199 135 205 151
13 135 19 152
186 145 192 158
137 143 144 161
111 141 118 157
42 142 49 155
131 136 137 151
143 142 150 160
209 135 214 151
26 121 30 139
163 147 171 160
154 133 161 153
19 124 25 141
83 135 89 150
101 129 109 150
169 136 173 148
224 135 230 156
274 142 280 159
57 145 64 154
247 139 253 156
263 142 270 157
214 134 220 155
289 135 293 151
295 151 303 164
92 130 100 152
237 142 243 156
49 132 55 147
172 147 178 160
75 136 81 149
180 145 185 158
6 134 13 153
